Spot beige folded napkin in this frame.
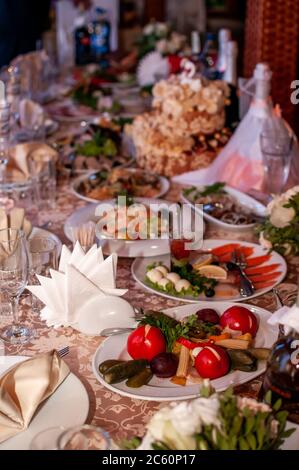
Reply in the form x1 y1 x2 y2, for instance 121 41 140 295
0 207 32 238
0 350 70 444
7 142 58 179
19 99 45 130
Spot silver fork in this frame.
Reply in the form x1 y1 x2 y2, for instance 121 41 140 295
230 250 255 297
57 346 69 358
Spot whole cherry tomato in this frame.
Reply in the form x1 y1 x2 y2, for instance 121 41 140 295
220 306 258 337
195 344 230 379
127 325 166 361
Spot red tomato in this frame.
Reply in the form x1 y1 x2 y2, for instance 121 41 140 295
127 325 166 361
220 306 258 337
195 344 230 379
170 239 191 260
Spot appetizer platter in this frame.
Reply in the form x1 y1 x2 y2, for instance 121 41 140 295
58 121 133 174
181 182 266 232
71 82 122 114
72 168 170 203
132 240 287 302
93 302 278 401
64 198 190 258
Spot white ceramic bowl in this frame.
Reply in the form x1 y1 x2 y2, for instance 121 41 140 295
74 295 135 336
181 185 266 232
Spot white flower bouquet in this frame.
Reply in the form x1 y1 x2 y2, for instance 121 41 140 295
122 382 294 450
258 186 299 256
137 22 187 59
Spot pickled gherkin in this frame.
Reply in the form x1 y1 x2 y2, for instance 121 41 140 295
103 360 148 384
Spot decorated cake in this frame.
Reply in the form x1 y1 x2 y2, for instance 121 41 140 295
127 62 231 177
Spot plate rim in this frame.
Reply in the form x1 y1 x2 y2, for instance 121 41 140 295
92 301 278 401
131 238 287 303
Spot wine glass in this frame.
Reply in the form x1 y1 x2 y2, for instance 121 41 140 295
0 228 34 344
260 130 294 195
30 425 110 450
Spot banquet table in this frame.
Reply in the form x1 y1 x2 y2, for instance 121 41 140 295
2 138 299 446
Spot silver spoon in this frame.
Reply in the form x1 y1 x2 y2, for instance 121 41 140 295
100 327 135 337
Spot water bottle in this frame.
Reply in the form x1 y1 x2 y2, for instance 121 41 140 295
90 7 111 64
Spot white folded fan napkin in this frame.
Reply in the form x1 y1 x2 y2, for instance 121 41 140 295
27 242 131 330
268 303 299 335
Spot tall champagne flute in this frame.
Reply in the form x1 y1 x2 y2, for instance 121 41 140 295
0 228 33 344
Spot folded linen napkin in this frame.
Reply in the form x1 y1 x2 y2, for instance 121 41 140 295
19 99 45 130
27 242 128 327
7 142 58 179
0 350 69 444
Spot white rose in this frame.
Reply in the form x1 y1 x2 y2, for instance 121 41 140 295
269 204 295 228
284 185 299 201
259 231 272 250
147 407 196 450
155 22 168 36
143 23 154 35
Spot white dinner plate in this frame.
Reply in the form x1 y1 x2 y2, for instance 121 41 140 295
92 302 278 401
131 239 287 302
0 356 89 450
181 185 266 232
64 197 203 258
71 169 170 204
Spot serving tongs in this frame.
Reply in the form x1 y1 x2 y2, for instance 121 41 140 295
228 250 255 297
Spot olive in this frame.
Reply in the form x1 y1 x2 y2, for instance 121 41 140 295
204 288 216 298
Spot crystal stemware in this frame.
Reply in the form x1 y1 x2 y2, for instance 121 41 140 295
0 228 33 343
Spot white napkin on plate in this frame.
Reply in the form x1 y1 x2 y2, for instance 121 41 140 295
27 242 127 327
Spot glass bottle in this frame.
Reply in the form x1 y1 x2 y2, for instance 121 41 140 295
74 4 91 65
0 84 10 182
90 7 111 65
216 28 231 77
223 41 238 86
199 32 218 80
5 65 21 133
263 319 299 424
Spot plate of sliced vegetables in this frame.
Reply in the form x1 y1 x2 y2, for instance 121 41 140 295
131 240 287 302
92 302 278 401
